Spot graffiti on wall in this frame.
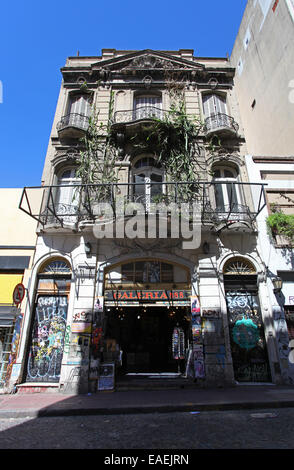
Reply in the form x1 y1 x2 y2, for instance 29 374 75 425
26 296 68 382
186 296 205 379
226 291 270 383
5 314 23 386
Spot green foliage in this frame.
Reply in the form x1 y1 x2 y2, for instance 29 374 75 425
136 101 204 182
267 210 294 243
76 102 120 206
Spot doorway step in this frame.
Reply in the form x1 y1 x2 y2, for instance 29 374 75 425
16 383 60 394
115 373 199 391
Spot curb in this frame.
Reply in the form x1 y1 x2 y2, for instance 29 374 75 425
1 399 294 419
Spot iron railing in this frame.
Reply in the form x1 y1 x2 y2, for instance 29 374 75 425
204 113 239 134
56 113 90 132
113 106 165 125
19 181 267 230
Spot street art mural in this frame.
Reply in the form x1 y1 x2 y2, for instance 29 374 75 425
26 296 68 382
226 291 271 382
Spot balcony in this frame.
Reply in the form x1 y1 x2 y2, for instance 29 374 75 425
204 113 239 137
19 182 266 235
56 113 89 139
112 106 166 134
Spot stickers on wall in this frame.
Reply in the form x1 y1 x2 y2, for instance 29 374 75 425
189 295 205 379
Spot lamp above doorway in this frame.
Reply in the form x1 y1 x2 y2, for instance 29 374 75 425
272 276 283 293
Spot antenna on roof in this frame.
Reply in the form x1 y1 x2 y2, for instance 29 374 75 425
77 50 80 57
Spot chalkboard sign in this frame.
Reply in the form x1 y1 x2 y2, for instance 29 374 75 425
97 363 115 391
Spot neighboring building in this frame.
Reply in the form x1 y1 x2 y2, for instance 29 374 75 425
231 0 294 384
16 46 288 394
246 156 294 384
0 188 39 391
231 0 294 156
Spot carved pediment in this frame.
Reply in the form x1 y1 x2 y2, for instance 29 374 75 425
91 50 204 74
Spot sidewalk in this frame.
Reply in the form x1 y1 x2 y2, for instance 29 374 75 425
0 384 294 418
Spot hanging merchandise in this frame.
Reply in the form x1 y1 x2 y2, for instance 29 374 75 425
172 326 185 360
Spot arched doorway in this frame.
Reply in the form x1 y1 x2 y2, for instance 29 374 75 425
223 257 271 383
103 259 192 375
24 258 71 383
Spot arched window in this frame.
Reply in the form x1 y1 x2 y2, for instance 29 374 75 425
132 156 164 208
212 166 241 212
40 259 71 275
223 257 256 276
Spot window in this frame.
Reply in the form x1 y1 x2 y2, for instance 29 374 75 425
65 93 92 130
121 261 173 284
68 93 91 116
132 156 164 208
55 168 80 223
213 167 241 212
133 94 162 120
203 94 227 118
202 94 235 132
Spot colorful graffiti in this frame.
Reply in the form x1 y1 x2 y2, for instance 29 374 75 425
186 296 205 379
26 296 68 382
5 314 23 387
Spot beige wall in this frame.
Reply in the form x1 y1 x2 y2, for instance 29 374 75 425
231 0 294 156
0 188 39 248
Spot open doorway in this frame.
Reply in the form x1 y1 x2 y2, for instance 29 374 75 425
105 306 191 375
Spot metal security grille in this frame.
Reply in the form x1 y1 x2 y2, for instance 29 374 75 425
0 326 14 388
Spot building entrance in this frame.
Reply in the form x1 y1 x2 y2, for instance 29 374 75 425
105 306 190 374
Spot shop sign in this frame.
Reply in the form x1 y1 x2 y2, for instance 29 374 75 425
104 290 191 303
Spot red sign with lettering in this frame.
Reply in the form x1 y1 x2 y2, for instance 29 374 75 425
105 290 190 302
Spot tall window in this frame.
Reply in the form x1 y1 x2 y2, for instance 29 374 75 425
133 94 162 120
213 167 240 212
66 94 92 130
55 168 80 223
203 94 227 118
132 157 164 209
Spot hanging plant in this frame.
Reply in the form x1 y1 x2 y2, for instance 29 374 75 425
267 210 294 244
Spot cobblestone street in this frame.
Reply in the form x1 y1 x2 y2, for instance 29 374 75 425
0 407 293 450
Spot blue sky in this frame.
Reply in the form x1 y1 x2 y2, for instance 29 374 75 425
0 0 247 188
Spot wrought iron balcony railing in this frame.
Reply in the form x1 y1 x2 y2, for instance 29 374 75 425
20 181 266 232
204 113 239 135
112 106 165 125
56 113 90 133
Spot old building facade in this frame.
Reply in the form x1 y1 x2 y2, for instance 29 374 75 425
15 47 288 393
